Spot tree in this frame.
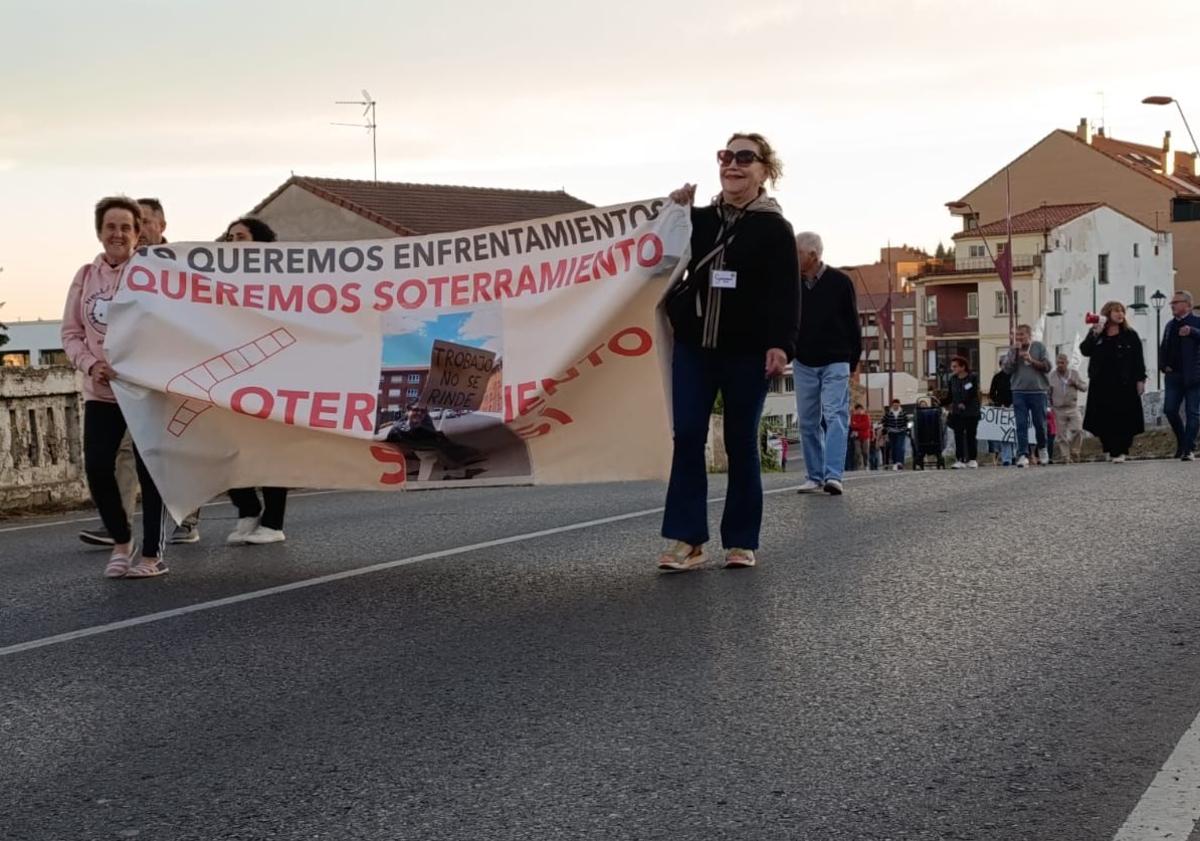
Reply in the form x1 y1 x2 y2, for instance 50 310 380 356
935 242 946 259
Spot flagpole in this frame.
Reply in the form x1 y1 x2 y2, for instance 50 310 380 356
887 241 895 405
1006 169 1015 342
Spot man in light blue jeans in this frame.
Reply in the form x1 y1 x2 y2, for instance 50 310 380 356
1002 323 1052 467
792 232 861 495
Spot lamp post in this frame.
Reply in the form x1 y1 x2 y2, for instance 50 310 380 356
1142 96 1200 156
1152 289 1167 391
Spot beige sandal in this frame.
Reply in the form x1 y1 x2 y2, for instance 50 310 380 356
724 548 757 569
657 541 706 573
104 543 137 579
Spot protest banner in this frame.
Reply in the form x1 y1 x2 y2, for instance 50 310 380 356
977 405 1037 444
106 200 692 519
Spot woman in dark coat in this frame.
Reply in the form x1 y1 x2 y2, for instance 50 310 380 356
945 355 981 468
1080 300 1147 462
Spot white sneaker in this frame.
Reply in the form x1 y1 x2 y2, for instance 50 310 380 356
1112 454 1127 464
796 480 823 494
242 525 286 544
967 460 978 469
892 463 901 471
823 479 844 495
1183 453 1195 462
1016 455 1029 468
951 461 966 469
1038 448 1050 465
226 516 259 545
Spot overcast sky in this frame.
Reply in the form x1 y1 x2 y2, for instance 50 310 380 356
1 0 1197 320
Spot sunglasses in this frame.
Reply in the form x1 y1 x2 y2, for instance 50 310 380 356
716 149 764 166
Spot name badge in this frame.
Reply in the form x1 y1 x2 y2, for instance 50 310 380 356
964 382 973 391
711 270 738 289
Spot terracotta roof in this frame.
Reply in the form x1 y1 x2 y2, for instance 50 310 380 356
252 176 594 235
952 203 1103 239
1064 130 1200 195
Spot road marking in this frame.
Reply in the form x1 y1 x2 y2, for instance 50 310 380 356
1113 711 1200 840
0 490 343 535
0 474 905 659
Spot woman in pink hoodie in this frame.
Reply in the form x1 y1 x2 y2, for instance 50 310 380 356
61 196 168 578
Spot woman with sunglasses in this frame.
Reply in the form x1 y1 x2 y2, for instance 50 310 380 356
223 217 292 544
658 133 799 571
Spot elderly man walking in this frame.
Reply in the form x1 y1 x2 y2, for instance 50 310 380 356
1160 290 1200 461
793 232 862 496
1049 353 1088 463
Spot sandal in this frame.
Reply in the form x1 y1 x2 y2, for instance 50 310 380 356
104 543 137 579
125 557 170 579
724 548 757 569
657 541 706 573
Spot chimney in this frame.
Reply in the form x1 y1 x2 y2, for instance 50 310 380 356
1077 117 1093 145
1163 130 1176 177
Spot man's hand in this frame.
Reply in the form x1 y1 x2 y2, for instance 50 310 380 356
1137 381 1146 396
1020 351 1032 364
1181 325 1193 337
669 183 697 206
765 347 787 378
88 361 116 386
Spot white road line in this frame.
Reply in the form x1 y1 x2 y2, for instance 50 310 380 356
1113 712 1200 840
0 490 343 534
0 475 904 659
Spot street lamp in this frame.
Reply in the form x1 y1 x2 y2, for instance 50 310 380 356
1142 96 1200 156
1152 289 1167 391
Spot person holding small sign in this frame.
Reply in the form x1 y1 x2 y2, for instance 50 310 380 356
1080 301 1147 463
658 133 799 571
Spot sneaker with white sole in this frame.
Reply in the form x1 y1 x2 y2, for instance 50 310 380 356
951 461 966 469
1112 454 1127 464
1016 455 1029 468
796 480 823 494
169 523 200 544
824 479 844 495
1183 453 1195 462
242 525 286 545
226 517 259 545
1038 448 1050 466
967 460 979 469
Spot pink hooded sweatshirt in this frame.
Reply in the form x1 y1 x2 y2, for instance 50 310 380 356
61 254 128 403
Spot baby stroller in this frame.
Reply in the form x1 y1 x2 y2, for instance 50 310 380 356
911 406 946 470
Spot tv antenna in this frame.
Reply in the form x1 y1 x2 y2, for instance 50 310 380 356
333 89 377 182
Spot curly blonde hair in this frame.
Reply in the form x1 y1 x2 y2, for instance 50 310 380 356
726 132 783 189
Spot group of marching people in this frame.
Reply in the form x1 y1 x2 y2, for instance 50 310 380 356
64 196 290 579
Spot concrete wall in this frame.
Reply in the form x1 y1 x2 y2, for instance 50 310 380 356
0 367 89 510
255 185 397 242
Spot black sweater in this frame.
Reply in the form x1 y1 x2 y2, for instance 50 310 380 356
794 266 862 368
945 373 981 417
665 205 800 357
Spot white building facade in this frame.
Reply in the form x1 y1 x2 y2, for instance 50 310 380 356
2 320 67 368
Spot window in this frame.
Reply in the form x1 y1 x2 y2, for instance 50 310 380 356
902 313 914 327
2 352 30 367
1134 286 1146 306
966 292 978 318
406 388 419 398
407 373 421 384
996 290 1020 316
1053 288 1063 313
924 295 938 324
1155 244 1161 256
1172 198 1200 222
903 338 914 349
968 244 986 258
784 375 794 393
964 214 980 231
1133 243 1140 258
39 349 69 366
1098 253 1109 284
904 363 915 375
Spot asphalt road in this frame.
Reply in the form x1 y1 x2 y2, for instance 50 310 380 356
3 462 1200 840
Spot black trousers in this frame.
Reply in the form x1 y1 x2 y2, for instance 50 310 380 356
83 401 165 558
948 414 979 462
1100 434 1134 457
228 487 288 530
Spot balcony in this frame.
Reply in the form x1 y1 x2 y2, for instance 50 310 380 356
919 253 1041 277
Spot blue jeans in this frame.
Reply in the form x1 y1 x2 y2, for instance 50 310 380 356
888 432 907 466
1164 372 1200 455
793 361 851 483
662 343 768 549
1012 391 1047 454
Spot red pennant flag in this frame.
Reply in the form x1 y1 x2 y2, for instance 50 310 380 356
877 296 893 337
994 247 1013 296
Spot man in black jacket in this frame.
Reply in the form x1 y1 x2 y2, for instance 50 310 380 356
792 232 862 496
1160 290 1200 460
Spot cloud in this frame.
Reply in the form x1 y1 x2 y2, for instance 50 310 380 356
457 307 503 353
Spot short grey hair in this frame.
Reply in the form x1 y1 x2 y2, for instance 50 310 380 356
1174 290 1194 305
795 231 823 258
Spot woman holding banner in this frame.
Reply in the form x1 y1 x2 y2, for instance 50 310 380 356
1080 301 1147 463
62 196 169 578
657 133 799 571
223 217 291 544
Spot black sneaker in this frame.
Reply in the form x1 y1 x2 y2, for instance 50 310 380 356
79 528 115 547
